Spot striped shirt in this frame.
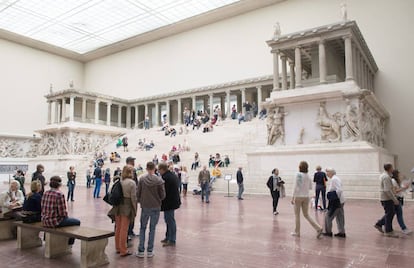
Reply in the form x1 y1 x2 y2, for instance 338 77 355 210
41 189 67 227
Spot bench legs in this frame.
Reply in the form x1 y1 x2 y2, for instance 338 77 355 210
17 227 42 249
44 233 71 258
0 220 14 240
81 238 109 268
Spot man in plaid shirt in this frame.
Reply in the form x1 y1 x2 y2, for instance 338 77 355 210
41 176 80 244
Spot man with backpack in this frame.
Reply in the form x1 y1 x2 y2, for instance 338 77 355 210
135 162 166 258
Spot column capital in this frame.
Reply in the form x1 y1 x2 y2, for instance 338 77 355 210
342 35 352 41
319 39 326 45
256 85 262 90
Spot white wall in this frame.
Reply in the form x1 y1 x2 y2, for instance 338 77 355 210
0 39 84 135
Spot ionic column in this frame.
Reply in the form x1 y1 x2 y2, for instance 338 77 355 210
117 105 122 127
69 96 75 122
281 55 287 90
47 101 52 124
81 98 86 122
226 90 231 119
56 102 61 124
106 102 111 126
295 46 302 88
134 105 139 128
94 100 99 124
319 40 327 84
177 98 182 125
209 93 213 117
126 106 131 128
289 61 295 89
241 88 246 114
154 102 159 127
61 97 66 122
165 101 170 125
344 36 353 80
192 95 196 112
55 101 60 123
273 50 280 91
257 86 262 113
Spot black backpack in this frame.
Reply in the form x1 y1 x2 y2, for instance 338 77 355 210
104 179 124 206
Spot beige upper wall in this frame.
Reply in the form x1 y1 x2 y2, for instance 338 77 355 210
1 0 413 173
0 39 84 135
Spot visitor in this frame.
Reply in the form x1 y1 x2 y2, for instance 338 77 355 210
198 165 211 203
243 101 252 121
181 166 189 197
159 163 181 247
21 180 42 222
266 168 284 215
323 167 346 238
66 166 76 202
86 165 93 188
231 104 237 119
0 180 24 218
391 169 412 234
108 165 137 257
238 111 245 124
191 152 200 170
313 165 327 211
122 136 128 152
41 176 81 245
32 164 46 195
104 168 111 196
236 167 244 200
93 163 103 198
291 161 323 238
13 169 26 197
136 162 166 258
374 163 400 237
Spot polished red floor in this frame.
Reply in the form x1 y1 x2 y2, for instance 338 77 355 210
1 185 413 268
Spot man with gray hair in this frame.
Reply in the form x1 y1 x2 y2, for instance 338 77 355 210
323 167 346 238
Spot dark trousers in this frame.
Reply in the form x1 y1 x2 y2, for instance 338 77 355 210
271 190 280 212
376 200 396 233
315 185 326 209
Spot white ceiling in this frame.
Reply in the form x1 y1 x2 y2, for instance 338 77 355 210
0 0 241 54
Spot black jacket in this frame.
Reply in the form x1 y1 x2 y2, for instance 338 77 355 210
236 170 243 184
161 170 181 211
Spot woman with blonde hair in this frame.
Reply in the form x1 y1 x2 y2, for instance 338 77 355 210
291 161 323 238
21 180 42 222
109 165 137 256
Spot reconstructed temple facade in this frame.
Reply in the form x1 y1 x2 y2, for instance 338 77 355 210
247 20 394 198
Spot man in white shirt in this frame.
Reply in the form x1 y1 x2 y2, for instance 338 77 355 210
323 167 346 238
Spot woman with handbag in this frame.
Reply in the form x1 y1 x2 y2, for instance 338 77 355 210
266 168 284 215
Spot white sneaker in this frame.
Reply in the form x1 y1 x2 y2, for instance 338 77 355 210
402 229 413 235
135 251 145 258
273 211 279 215
147 251 154 258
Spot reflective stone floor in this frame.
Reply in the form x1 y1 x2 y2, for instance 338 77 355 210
1 185 413 268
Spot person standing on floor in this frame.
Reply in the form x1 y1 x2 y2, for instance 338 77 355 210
313 165 327 211
291 161 323 238
236 167 244 200
181 166 189 197
374 163 400 237
323 167 346 238
66 166 76 202
391 169 412 235
158 163 181 247
104 168 111 196
266 168 284 215
86 165 93 188
198 165 211 203
136 162 166 258
93 163 103 198
109 165 137 257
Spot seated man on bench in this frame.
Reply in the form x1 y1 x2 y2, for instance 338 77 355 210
41 176 80 245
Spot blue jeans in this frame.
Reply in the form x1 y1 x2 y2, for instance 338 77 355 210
315 185 326 209
395 203 407 230
94 179 102 198
58 217 81 245
376 200 396 233
138 208 160 253
201 182 210 202
67 182 75 201
163 210 176 243
237 183 244 199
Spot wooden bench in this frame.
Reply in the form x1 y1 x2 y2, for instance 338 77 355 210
15 221 114 268
0 216 15 240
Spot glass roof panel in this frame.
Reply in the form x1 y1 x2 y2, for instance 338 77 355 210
0 0 240 54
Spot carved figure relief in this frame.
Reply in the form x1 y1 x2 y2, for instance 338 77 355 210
267 106 287 145
317 102 344 143
344 99 360 141
297 128 305 144
359 100 386 147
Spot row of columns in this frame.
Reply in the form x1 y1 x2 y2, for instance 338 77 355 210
272 36 358 91
47 85 268 129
